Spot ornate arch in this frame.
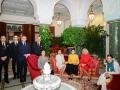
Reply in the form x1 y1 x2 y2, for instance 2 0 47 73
54 0 99 26
29 0 61 24
0 0 3 13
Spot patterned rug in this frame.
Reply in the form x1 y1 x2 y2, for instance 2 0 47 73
61 76 98 90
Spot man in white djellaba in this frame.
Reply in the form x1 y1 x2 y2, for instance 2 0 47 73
97 54 120 90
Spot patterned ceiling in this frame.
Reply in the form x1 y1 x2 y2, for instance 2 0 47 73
90 0 103 14
54 3 70 20
2 0 34 17
1 0 70 19
1 0 102 19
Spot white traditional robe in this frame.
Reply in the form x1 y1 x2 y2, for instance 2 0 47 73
97 59 120 90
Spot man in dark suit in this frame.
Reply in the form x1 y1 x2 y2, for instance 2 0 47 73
9 35 19 79
0 36 9 83
18 35 31 83
32 36 44 56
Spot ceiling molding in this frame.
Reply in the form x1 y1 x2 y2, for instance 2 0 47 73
1 0 34 17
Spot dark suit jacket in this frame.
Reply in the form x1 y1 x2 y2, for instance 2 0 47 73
18 42 31 62
0 42 10 59
32 42 44 56
9 42 19 59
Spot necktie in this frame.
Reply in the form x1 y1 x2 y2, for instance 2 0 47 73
23 42 26 46
2 42 6 48
22 42 24 46
15 41 18 45
3 42 4 46
2 42 4 46
38 42 40 46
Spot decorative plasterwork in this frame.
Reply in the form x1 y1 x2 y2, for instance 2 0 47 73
2 0 34 17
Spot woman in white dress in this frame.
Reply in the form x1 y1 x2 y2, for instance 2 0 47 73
56 50 66 78
97 54 120 90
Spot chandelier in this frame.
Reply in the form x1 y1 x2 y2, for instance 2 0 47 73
56 13 62 25
88 5 95 21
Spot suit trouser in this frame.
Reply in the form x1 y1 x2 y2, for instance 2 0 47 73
12 57 19 78
18 59 27 82
0 59 9 82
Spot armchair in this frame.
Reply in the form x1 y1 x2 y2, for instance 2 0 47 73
27 54 41 80
78 57 100 77
107 74 120 90
50 56 60 75
50 54 67 75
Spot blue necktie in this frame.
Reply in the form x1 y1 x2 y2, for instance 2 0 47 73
2 43 6 48
23 42 26 46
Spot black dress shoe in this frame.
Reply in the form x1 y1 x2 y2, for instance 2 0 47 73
88 79 91 81
20 80 24 83
68 77 71 80
79 78 83 81
5 80 9 84
17 76 19 79
97 85 101 90
21 82 25 88
93 83 98 87
20 79 26 83
68 77 72 80
22 78 26 82
13 77 16 80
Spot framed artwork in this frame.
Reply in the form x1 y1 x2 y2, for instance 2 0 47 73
6 24 22 32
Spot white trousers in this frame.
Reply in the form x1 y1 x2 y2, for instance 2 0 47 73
97 73 107 90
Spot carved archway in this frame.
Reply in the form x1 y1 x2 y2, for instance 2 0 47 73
0 0 3 13
29 0 60 24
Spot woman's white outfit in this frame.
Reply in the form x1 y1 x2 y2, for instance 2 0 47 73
97 59 120 90
56 54 66 70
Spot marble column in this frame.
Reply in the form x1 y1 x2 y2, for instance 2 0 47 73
109 21 120 62
105 23 109 57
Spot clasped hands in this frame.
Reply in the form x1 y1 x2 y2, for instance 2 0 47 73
1 56 7 61
64 62 78 65
24 54 30 58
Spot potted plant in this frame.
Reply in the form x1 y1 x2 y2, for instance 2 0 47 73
62 26 86 55
39 25 53 55
84 25 105 58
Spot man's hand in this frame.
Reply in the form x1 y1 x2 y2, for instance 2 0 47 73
10 58 13 61
24 54 30 58
4 56 7 60
81 64 86 66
